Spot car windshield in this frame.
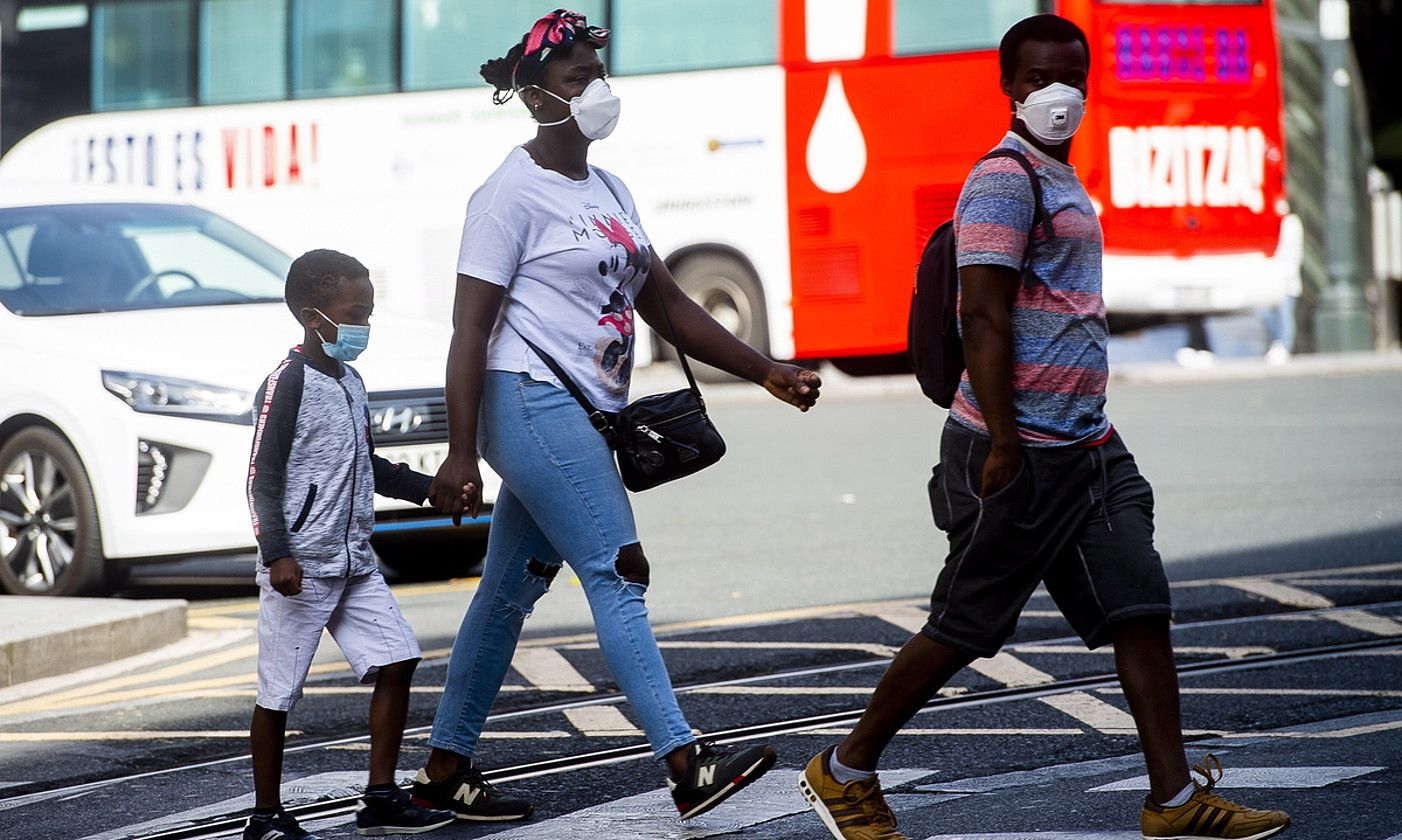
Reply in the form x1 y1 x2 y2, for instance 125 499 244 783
0 203 289 316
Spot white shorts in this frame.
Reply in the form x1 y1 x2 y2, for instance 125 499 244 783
256 569 422 712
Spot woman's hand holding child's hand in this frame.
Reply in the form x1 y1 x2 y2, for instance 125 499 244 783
430 453 484 525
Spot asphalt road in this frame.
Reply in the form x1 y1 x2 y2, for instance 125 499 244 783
7 366 1398 839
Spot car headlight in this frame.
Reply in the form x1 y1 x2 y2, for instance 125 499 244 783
102 370 254 425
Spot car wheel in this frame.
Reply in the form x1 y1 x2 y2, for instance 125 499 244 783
0 427 106 596
663 252 769 383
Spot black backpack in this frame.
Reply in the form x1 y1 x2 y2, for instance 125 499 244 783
908 148 1052 407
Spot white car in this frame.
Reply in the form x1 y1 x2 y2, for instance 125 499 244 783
0 192 498 596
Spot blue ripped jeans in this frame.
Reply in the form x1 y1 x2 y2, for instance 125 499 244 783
428 372 695 760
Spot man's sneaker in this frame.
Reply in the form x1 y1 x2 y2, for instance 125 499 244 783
410 760 533 821
243 809 322 840
1142 755 1290 839
355 787 456 836
798 747 908 840
668 740 777 820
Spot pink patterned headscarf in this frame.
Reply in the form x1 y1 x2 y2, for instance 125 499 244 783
509 8 610 95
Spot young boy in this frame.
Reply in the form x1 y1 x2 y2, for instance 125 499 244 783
244 249 458 840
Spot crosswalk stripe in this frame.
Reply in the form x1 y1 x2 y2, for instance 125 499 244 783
865 605 932 634
1007 644 1275 659
563 705 643 737
969 652 1054 687
476 769 937 838
1090 766 1383 791
1039 692 1138 733
510 648 596 693
1219 578 1334 608
1320 609 1402 636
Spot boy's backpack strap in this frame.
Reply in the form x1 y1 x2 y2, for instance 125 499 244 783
979 148 1053 243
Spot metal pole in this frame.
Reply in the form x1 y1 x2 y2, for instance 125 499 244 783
1313 0 1374 351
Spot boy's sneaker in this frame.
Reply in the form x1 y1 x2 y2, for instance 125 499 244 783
355 787 455 836
668 740 777 820
243 809 322 840
798 747 908 840
410 760 533 821
1141 756 1290 839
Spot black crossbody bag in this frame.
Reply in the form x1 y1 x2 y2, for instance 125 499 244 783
512 175 725 492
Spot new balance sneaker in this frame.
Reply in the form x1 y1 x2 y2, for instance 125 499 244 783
798 747 908 840
242 809 322 840
355 787 456 836
1142 755 1290 839
668 740 777 820
410 760 533 822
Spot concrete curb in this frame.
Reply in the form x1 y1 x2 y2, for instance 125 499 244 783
0 597 188 687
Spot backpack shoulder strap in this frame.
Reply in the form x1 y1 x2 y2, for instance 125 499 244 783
978 148 1053 242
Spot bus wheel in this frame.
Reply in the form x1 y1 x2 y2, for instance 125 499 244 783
0 427 107 596
666 252 769 383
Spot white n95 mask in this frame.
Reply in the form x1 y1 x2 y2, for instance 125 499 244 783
531 78 621 140
1014 82 1086 145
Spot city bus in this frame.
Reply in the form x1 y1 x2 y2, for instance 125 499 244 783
0 0 1299 373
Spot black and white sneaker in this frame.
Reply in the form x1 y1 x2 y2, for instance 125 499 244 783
668 740 778 820
355 787 455 836
243 808 322 840
410 760 533 822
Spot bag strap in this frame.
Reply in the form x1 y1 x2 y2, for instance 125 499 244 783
593 168 703 398
979 148 1053 244
510 327 618 438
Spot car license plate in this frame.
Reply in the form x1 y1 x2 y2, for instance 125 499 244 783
377 443 450 476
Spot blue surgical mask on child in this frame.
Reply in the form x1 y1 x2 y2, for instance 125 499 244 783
312 308 371 361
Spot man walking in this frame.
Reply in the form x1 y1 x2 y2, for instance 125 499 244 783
799 14 1290 840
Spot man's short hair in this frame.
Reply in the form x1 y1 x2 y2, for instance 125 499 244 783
999 14 1090 81
284 249 368 320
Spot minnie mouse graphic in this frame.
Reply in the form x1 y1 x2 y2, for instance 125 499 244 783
592 214 651 393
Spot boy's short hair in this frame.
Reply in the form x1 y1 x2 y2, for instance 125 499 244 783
285 249 369 320
999 14 1090 81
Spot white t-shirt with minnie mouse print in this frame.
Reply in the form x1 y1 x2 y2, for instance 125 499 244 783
457 145 652 412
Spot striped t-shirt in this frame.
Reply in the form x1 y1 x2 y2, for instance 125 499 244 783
951 132 1111 446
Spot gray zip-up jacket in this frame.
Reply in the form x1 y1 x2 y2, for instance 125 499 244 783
246 348 432 577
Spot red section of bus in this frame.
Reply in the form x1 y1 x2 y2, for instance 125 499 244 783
1063 0 1288 259
781 0 1287 361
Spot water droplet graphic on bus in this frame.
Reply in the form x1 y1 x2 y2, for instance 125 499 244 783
806 71 867 195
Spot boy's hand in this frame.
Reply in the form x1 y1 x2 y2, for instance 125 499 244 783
268 557 304 596
762 364 821 412
430 452 483 526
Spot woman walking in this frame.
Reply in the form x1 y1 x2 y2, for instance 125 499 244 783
414 8 821 823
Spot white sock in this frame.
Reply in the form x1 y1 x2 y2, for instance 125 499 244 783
828 749 876 784
1161 782 1195 808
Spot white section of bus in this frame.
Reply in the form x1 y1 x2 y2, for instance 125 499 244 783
0 67 794 361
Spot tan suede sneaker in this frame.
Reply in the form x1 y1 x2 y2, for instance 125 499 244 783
798 747 909 840
1141 755 1290 839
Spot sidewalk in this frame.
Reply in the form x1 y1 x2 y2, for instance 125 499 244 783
0 596 186 687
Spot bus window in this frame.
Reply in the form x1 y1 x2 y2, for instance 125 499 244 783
611 0 777 76
201 0 288 104
93 1 194 111
292 0 396 98
892 0 1038 56
403 0 607 91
